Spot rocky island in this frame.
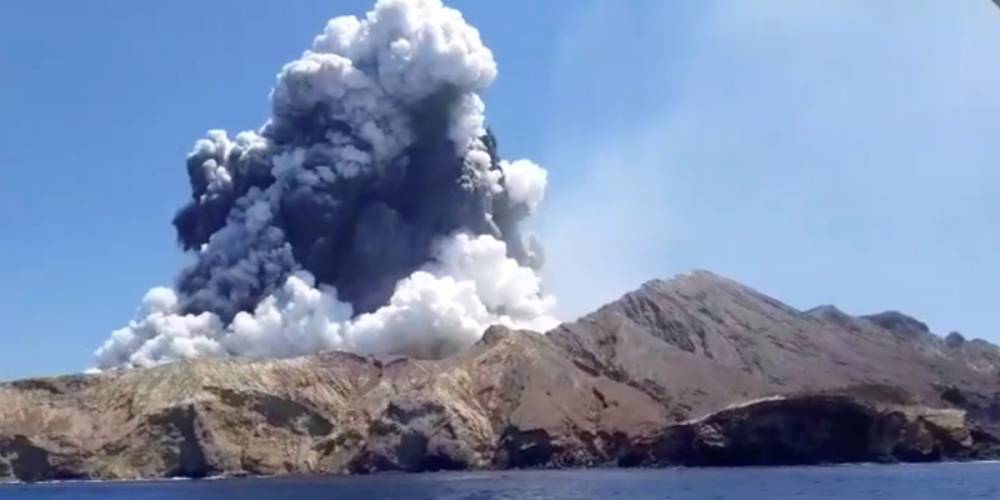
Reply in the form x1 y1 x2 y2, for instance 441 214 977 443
2 271 998 482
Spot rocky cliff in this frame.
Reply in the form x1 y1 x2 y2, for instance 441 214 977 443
2 271 998 482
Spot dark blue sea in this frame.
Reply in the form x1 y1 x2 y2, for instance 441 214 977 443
2 463 998 499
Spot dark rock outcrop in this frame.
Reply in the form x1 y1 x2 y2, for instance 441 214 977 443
861 311 931 339
624 395 999 467
1 270 999 482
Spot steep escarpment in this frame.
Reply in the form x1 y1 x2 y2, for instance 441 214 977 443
2 271 999 482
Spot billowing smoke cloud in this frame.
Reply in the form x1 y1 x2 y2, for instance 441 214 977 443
95 0 556 370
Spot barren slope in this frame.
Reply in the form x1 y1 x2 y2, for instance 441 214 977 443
2 270 999 481
551 271 1000 431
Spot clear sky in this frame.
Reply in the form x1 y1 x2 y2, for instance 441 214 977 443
1 0 998 380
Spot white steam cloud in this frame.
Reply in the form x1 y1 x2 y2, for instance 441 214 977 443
97 233 556 368
94 0 556 370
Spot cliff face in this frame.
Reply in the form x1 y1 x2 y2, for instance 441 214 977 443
627 395 999 467
2 271 999 481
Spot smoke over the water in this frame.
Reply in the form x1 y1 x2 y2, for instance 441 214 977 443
95 0 556 369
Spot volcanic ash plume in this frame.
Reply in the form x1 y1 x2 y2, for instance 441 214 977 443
94 0 557 370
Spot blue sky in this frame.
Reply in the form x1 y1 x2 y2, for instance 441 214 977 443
1 0 998 380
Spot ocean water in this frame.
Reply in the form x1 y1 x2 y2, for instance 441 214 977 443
1 463 998 499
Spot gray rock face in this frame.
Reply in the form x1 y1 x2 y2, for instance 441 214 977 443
2 270 999 481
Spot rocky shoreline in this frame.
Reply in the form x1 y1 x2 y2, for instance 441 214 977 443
3 271 999 482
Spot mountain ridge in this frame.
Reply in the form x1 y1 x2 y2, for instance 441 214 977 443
2 270 999 481
551 270 1000 427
